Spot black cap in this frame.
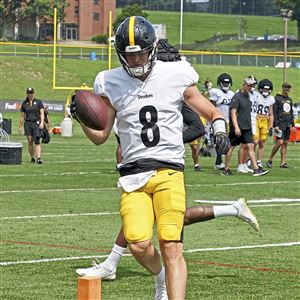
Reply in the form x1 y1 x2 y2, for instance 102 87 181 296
26 87 34 93
282 82 292 88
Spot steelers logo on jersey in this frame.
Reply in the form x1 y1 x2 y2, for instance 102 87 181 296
283 102 291 113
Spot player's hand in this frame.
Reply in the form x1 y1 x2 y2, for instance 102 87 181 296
70 95 80 122
268 128 273 137
235 127 241 137
214 132 230 155
18 127 24 135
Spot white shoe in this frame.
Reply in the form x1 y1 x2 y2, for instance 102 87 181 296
214 163 225 170
257 160 263 168
76 261 116 280
237 165 248 173
243 164 254 173
155 281 168 300
233 198 260 231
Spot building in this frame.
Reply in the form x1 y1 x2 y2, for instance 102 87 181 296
61 0 116 41
4 0 116 41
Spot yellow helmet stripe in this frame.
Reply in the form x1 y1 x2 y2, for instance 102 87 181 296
128 16 135 46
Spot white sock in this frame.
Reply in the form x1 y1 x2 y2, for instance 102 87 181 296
213 204 238 218
155 267 165 283
101 243 126 271
194 164 199 168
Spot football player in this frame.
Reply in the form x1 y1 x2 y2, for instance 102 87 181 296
209 73 235 170
254 79 275 167
267 82 295 168
72 16 230 300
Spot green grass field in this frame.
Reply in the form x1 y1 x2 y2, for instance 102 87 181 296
0 112 299 299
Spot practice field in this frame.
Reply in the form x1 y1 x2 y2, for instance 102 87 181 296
0 120 299 299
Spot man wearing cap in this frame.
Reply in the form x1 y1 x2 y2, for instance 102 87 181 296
267 82 295 168
222 76 269 177
19 88 45 164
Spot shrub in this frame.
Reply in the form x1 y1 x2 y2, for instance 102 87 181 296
91 34 108 44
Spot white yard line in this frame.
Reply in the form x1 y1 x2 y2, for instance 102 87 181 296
0 212 119 220
1 202 299 221
1 242 299 266
194 198 300 204
185 180 300 187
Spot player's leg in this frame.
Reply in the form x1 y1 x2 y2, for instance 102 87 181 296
185 199 259 231
27 135 35 161
280 140 289 166
279 128 290 167
153 169 186 299
267 138 283 167
33 124 42 164
121 188 167 298
189 141 200 171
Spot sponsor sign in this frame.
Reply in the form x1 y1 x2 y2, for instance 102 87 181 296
0 100 65 112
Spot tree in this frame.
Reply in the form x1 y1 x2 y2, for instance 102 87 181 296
0 0 67 40
278 0 300 40
113 4 149 32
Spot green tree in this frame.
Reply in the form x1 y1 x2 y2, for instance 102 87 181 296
278 0 300 40
0 0 67 40
113 4 149 32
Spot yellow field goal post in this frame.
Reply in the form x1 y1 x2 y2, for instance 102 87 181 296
52 7 113 115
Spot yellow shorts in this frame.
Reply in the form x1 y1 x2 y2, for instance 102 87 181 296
189 139 198 145
254 117 269 142
120 169 186 243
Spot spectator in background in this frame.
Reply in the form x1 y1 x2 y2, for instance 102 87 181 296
19 87 44 164
267 82 295 168
237 75 259 174
222 76 269 177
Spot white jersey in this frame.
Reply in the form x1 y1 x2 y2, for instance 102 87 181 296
209 88 234 123
256 94 275 117
94 60 199 167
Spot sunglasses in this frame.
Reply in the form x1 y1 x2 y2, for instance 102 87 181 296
27 91 34 94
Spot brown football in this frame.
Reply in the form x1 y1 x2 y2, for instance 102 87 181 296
74 90 107 130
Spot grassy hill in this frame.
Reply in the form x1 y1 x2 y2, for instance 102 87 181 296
1 56 299 102
145 11 298 51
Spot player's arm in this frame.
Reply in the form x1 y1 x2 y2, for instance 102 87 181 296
181 103 205 143
80 97 116 145
268 104 274 130
184 85 230 154
183 85 224 125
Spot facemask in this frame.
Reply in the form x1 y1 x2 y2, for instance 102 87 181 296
262 92 269 97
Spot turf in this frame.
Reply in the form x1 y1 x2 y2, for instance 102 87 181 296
0 114 299 299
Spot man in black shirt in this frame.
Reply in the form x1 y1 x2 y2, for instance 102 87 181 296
19 87 45 164
266 82 295 168
222 76 269 176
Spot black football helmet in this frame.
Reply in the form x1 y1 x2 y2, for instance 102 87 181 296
258 79 273 97
217 73 232 91
115 16 157 78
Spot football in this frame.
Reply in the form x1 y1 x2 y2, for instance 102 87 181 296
74 90 107 130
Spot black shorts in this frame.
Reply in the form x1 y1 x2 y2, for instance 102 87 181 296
24 121 42 144
276 127 291 141
229 128 253 146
